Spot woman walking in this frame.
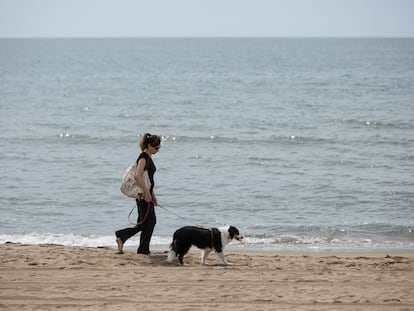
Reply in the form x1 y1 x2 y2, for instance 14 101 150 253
115 133 161 255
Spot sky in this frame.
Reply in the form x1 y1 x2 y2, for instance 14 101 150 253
0 0 413 38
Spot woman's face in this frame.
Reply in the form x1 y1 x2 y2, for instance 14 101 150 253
149 144 161 154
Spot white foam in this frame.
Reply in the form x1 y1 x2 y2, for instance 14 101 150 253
1 233 413 252
0 233 171 249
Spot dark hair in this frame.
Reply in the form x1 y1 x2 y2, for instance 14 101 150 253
139 133 161 151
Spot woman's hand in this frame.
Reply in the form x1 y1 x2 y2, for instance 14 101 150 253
144 190 152 203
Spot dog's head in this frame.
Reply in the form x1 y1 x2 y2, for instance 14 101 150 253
228 226 244 243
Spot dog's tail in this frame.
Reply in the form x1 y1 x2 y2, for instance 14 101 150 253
169 239 177 252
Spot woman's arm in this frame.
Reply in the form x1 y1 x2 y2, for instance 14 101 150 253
134 157 152 202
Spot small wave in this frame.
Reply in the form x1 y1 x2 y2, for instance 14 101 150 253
266 134 334 145
159 134 333 146
5 133 134 145
161 135 238 143
0 233 171 249
2 229 413 252
57 133 133 144
333 118 413 130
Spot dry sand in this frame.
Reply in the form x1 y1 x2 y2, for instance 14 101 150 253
1 243 413 310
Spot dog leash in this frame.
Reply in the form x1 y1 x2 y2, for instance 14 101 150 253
128 202 196 225
129 202 225 231
158 204 214 229
157 204 196 223
127 201 151 225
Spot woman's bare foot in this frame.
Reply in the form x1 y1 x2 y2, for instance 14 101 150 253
116 237 124 254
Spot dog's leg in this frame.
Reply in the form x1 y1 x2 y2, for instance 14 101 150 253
175 243 191 266
201 249 212 265
216 251 232 266
178 253 185 265
167 250 176 263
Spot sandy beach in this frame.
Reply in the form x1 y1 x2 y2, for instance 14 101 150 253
1 243 413 311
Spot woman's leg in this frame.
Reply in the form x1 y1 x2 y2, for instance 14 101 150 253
115 199 142 253
137 201 156 254
115 224 142 244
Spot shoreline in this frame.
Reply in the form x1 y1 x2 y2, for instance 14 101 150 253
2 231 413 254
1 243 413 310
156 244 414 256
4 240 414 257
4 240 414 256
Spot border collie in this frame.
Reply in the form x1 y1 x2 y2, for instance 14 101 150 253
167 225 243 266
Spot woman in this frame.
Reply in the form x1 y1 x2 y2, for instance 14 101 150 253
115 133 161 255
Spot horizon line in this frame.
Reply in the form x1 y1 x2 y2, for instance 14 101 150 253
1 35 413 40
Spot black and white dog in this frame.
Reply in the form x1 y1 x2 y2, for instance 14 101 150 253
167 225 243 266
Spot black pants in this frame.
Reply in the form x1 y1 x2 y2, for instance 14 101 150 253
115 199 156 254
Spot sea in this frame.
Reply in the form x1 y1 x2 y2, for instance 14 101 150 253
0 38 413 252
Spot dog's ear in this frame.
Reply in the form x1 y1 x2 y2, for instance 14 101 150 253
228 226 239 239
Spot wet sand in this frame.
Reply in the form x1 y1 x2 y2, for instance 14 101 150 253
1 243 413 310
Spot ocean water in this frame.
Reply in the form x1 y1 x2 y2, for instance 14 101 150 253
0 38 413 252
